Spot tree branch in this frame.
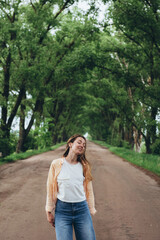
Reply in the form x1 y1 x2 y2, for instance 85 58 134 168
45 39 75 85
118 26 150 58
54 0 71 19
30 0 36 13
7 86 25 129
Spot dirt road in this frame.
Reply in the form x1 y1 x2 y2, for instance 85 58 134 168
0 141 160 240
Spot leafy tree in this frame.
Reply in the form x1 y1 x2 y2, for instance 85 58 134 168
99 0 160 153
0 0 80 155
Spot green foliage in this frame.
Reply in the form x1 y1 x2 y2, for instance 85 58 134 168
22 133 38 152
0 0 99 155
0 142 65 165
108 136 131 149
34 119 53 149
0 136 12 156
151 138 160 155
0 130 18 156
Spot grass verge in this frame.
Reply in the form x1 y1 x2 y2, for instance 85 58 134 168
92 140 160 177
0 142 65 165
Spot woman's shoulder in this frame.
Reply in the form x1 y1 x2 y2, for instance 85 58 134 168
51 157 64 167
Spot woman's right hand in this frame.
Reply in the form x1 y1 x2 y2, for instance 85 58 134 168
47 212 55 227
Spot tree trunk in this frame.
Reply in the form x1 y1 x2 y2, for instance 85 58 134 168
16 130 26 153
0 51 11 157
0 126 10 157
151 106 157 144
16 93 44 152
133 127 142 152
123 124 134 149
16 91 26 153
52 132 58 145
145 134 151 154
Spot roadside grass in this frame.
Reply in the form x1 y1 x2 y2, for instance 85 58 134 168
0 142 65 165
92 140 160 177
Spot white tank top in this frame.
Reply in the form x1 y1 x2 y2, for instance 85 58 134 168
57 158 86 202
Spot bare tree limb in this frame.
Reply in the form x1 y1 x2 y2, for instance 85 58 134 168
30 0 36 13
54 0 71 19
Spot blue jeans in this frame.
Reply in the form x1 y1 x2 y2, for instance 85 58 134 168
55 199 96 240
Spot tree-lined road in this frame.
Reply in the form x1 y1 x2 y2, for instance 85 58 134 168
0 142 160 240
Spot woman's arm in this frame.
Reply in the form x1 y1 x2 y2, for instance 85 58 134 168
86 180 97 216
45 163 56 213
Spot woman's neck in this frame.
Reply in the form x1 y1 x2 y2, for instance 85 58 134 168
65 152 78 164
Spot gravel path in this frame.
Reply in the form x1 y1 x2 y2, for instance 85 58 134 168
0 141 160 240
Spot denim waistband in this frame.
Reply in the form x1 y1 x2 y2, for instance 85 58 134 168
55 198 89 215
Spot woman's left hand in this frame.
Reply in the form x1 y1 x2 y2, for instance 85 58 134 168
47 212 55 227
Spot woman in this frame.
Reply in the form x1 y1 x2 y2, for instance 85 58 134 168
45 134 97 240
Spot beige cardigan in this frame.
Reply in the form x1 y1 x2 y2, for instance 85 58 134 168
45 158 97 215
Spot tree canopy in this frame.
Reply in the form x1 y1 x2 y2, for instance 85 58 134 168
0 0 160 156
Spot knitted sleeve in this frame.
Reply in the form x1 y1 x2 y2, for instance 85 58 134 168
86 180 97 215
45 163 55 212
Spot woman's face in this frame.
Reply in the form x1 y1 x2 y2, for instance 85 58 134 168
69 137 86 155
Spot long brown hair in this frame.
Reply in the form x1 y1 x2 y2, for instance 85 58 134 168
63 134 92 181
